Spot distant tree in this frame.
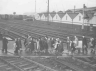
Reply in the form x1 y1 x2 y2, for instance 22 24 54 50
65 10 72 13
13 12 16 19
13 12 16 15
58 11 63 13
52 11 56 13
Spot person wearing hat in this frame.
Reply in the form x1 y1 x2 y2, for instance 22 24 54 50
82 36 88 54
14 38 19 54
0 32 3 40
2 36 8 53
67 36 71 53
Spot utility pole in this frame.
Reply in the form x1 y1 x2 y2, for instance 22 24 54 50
74 6 75 13
35 0 36 13
34 0 36 21
47 0 50 25
82 4 86 30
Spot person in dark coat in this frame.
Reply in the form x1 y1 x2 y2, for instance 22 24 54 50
71 41 76 54
42 38 48 53
39 38 44 51
18 38 22 53
2 37 8 53
0 32 3 40
44 40 48 52
67 36 71 52
57 41 64 54
18 38 22 49
82 36 88 54
29 38 35 53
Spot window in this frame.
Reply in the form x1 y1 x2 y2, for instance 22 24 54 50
79 16 81 21
66 16 67 20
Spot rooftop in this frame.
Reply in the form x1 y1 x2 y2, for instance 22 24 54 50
67 13 79 19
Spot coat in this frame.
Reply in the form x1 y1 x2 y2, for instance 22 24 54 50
2 38 8 48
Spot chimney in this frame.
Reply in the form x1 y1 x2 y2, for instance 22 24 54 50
74 6 76 13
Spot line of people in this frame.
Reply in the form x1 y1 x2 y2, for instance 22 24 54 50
67 36 96 55
13 34 96 55
0 31 96 55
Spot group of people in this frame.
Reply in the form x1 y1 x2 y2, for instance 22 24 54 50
20 34 96 55
22 35 64 55
0 31 96 55
67 36 96 55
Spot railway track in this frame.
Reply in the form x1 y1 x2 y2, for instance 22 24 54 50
0 20 93 40
1 20 95 37
0 58 21 71
25 56 96 71
0 54 96 71
57 57 96 71
0 21 84 42
0 20 96 71
0 56 57 71
75 56 96 67
0 27 25 40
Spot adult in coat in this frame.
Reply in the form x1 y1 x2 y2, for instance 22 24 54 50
0 32 3 40
2 37 8 53
14 38 19 54
82 36 88 54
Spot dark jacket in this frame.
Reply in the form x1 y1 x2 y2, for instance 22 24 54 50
3 37 8 48
82 37 87 46
0 33 3 40
91 39 96 48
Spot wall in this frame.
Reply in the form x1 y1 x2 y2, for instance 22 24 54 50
89 16 96 25
49 14 52 21
62 13 72 24
53 14 61 22
41 14 45 21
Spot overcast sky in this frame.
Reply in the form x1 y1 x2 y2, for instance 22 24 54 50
0 0 96 14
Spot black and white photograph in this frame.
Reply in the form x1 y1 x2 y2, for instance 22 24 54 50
0 0 96 71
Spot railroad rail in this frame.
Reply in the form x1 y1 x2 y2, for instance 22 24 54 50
0 21 91 43
0 20 94 41
0 56 56 71
25 56 96 71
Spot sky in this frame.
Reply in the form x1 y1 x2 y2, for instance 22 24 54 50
0 0 96 14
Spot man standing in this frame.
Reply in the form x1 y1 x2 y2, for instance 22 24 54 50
67 36 71 52
71 41 76 54
18 38 22 54
2 37 8 53
0 32 3 40
91 38 96 54
14 38 20 54
29 38 35 53
82 36 88 54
